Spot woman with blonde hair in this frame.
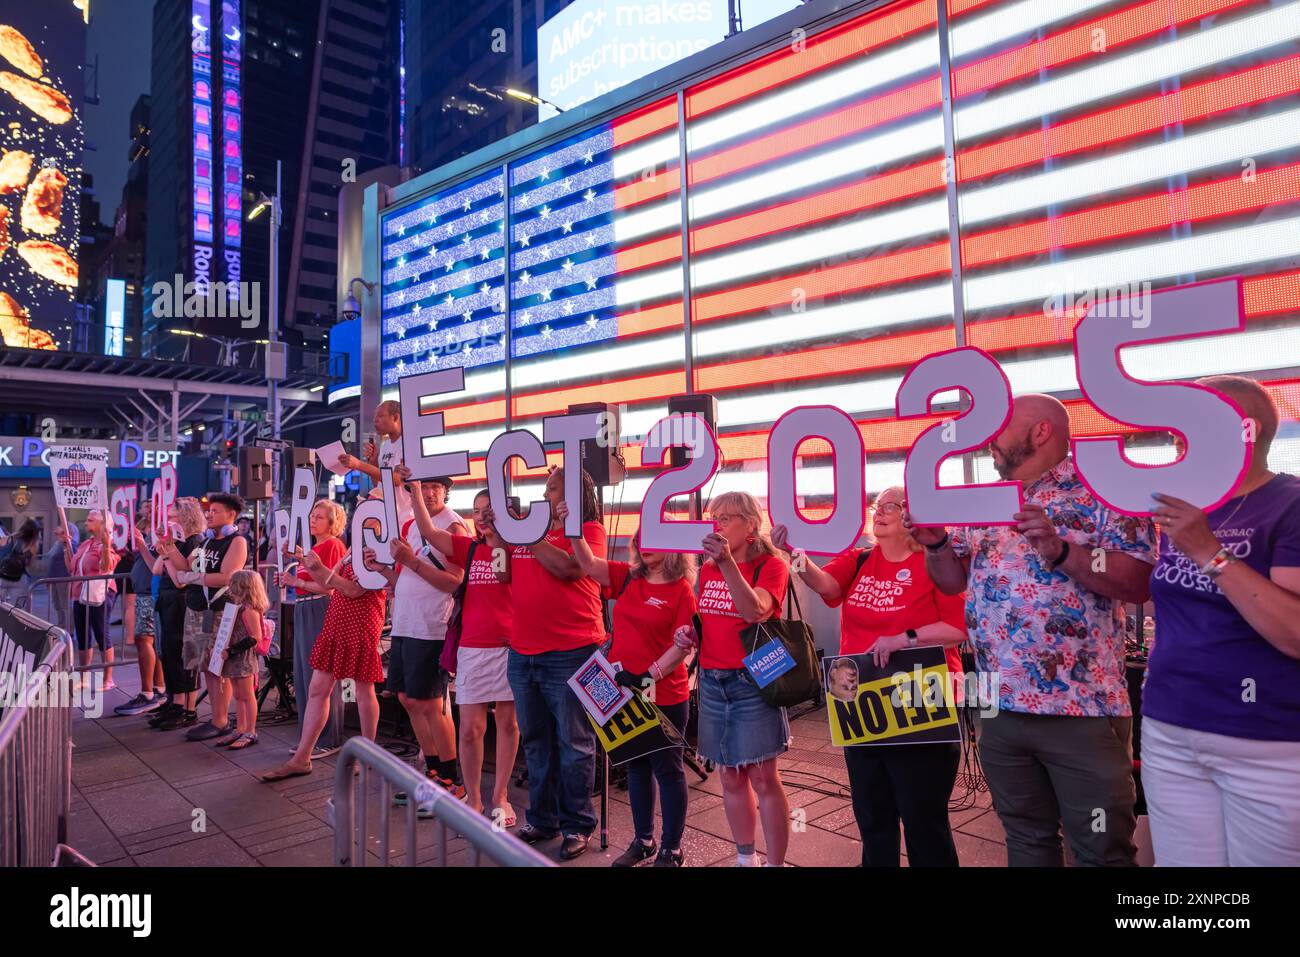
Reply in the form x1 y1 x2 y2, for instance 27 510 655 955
674 490 792 866
774 485 967 867
149 497 208 729
566 519 698 867
212 569 270 750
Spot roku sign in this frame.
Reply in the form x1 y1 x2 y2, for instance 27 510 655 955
397 279 1252 554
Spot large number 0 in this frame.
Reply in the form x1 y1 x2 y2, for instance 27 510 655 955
639 413 719 553
898 347 1022 526
1072 278 1250 515
766 406 865 555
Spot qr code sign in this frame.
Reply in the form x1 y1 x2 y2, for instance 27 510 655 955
578 663 622 716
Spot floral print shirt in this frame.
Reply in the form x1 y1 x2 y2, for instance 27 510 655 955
951 458 1156 717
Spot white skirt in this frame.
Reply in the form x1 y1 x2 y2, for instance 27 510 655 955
454 645 513 705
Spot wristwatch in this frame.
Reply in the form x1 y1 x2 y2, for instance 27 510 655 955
1047 540 1071 571
905 629 919 648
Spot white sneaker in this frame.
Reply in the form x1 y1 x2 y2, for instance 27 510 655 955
736 852 758 867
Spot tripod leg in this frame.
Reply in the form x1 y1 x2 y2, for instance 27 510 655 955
600 752 609 851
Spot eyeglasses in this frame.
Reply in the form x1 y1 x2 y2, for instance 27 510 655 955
711 512 742 525
872 501 904 515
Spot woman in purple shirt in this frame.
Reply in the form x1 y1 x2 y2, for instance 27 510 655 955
1145 375 1300 866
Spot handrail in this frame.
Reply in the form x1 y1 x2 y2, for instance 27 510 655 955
331 736 553 868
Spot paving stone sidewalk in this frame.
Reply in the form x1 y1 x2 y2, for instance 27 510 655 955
68 674 1002 868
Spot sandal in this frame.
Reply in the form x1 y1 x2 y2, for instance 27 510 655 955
260 761 312 782
212 728 242 747
226 732 259 751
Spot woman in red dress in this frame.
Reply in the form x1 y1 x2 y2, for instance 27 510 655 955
262 536 387 781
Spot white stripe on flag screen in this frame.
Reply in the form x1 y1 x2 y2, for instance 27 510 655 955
380 0 1300 538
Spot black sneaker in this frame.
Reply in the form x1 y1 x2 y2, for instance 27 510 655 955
517 824 557 845
115 693 164 716
185 720 231 742
157 709 198 731
653 846 684 868
148 703 180 727
612 838 657 868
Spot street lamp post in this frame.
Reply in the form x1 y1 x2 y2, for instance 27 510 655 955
250 160 284 530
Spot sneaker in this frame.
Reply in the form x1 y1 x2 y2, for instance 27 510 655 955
185 721 230 742
148 703 179 727
433 774 465 800
653 846 684 868
156 709 198 731
612 838 657 868
115 694 164 716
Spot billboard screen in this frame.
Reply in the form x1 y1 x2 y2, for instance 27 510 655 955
537 0 801 119
381 0 1300 536
0 2 84 350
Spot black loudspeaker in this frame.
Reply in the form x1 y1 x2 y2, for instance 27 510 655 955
667 393 719 467
238 446 273 500
290 446 316 470
566 401 625 486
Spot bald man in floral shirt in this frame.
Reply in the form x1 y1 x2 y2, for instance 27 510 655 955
909 394 1156 867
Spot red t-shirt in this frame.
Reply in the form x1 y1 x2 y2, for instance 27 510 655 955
509 521 607 656
449 534 511 649
823 548 966 676
297 537 346 582
605 562 697 706
697 557 789 671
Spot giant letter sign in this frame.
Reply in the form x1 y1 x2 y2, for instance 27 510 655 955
350 467 399 590
287 467 314 555
1072 278 1250 515
399 369 470 481
767 406 865 555
486 431 551 546
542 411 605 539
898 347 1022 526
109 485 139 550
638 413 719 553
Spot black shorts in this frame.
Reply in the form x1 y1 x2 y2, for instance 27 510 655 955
387 635 447 701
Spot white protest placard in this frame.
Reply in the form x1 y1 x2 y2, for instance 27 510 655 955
48 446 110 511
350 467 399 590
273 508 291 576
315 441 350 476
287 467 315 555
207 603 240 677
567 648 633 728
109 485 139 550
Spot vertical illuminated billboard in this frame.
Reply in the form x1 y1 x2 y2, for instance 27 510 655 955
192 0 214 294
0 1 84 350
377 0 1300 533
219 0 241 297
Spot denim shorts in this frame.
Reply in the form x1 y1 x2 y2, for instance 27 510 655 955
698 668 790 768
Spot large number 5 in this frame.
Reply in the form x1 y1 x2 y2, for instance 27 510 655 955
898 347 1022 526
639 413 719 552
1072 278 1250 515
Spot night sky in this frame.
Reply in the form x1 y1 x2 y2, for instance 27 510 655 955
83 0 154 227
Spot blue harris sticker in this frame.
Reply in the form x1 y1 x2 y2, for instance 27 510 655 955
743 638 796 688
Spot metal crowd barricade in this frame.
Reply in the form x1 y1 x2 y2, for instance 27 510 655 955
0 602 75 866
330 737 553 868
30 573 137 672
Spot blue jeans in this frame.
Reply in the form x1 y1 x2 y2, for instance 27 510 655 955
626 700 689 849
508 646 598 836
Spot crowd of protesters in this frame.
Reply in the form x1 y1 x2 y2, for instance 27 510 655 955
28 376 1298 867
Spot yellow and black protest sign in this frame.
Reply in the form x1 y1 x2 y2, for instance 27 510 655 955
823 647 960 747
588 692 686 766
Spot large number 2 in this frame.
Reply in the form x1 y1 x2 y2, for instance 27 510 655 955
898 347 1023 526
639 413 719 552
1073 278 1250 515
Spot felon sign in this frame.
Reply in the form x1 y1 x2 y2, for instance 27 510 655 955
823 647 960 747
588 692 686 766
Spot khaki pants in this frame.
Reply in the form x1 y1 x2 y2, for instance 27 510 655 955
978 710 1138 867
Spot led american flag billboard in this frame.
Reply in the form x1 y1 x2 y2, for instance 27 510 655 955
379 0 1300 536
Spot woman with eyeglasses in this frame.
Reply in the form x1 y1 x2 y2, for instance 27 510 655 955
677 490 792 867
773 485 967 867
